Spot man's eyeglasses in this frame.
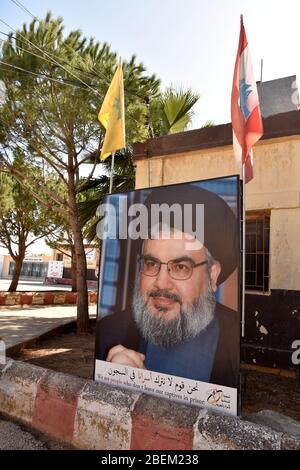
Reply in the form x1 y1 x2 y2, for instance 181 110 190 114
139 255 208 280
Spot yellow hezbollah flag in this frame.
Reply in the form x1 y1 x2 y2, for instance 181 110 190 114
98 61 125 161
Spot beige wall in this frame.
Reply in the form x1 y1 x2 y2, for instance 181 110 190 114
135 135 300 291
52 247 98 269
1 254 54 279
270 208 300 290
2 256 10 279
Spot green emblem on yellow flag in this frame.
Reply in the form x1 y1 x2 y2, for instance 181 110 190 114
98 61 125 161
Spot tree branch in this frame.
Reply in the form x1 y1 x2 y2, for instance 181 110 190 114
0 156 68 214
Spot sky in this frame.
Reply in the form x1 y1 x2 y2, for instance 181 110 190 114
1 0 300 128
1 0 300 254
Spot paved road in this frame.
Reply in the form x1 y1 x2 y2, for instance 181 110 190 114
0 304 97 352
0 302 96 451
0 279 72 292
0 417 68 450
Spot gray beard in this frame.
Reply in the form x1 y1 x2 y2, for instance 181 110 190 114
132 282 216 348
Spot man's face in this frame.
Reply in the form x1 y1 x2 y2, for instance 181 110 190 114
139 232 215 322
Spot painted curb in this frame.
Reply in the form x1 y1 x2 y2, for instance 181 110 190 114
0 291 97 307
0 360 299 450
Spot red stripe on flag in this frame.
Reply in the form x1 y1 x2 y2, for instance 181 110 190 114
244 105 263 161
231 17 264 183
244 154 254 183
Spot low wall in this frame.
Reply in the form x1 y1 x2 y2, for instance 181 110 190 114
0 360 299 450
0 291 97 307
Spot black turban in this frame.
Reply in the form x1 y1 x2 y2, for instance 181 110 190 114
138 183 239 285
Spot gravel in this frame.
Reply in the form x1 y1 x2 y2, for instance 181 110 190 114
0 418 68 450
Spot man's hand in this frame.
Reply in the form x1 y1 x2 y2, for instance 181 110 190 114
107 344 145 369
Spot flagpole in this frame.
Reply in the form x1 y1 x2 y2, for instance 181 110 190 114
259 58 264 110
232 14 263 337
238 13 245 338
242 164 246 338
109 152 115 194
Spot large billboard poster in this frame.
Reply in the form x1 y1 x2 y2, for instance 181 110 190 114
94 176 241 416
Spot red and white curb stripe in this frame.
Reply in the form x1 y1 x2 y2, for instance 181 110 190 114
0 359 296 450
0 291 97 307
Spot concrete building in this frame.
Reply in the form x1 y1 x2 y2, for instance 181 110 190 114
0 246 99 284
0 253 53 280
133 109 300 372
52 246 99 281
257 75 300 118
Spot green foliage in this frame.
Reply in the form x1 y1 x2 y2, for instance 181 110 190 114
0 13 202 265
203 120 215 127
77 148 135 242
0 173 14 214
0 155 56 259
0 12 161 163
0 12 162 273
149 87 200 137
77 87 200 242
0 12 162 237
77 86 201 241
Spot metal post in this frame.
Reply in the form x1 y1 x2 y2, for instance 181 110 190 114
242 164 246 337
109 152 115 194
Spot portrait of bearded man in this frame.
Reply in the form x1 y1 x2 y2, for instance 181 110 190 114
95 182 240 389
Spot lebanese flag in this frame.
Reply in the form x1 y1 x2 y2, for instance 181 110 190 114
231 16 263 183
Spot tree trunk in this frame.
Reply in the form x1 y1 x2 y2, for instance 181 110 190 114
68 170 89 333
71 246 77 292
8 256 23 292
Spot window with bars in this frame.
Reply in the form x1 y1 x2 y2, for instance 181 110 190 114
245 214 270 292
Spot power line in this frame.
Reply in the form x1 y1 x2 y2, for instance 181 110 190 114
0 60 146 125
6 0 159 101
0 35 98 89
0 58 149 124
9 0 36 20
3 1 158 127
0 29 102 84
0 56 148 126
0 28 153 103
8 0 106 83
7 0 115 88
0 17 102 97
0 60 93 90
0 25 153 108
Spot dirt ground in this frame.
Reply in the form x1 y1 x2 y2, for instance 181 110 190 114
11 324 300 422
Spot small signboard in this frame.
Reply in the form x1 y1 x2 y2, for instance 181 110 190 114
47 261 64 279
